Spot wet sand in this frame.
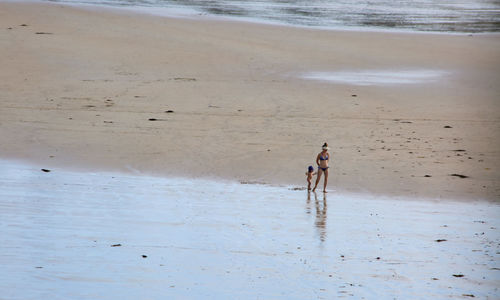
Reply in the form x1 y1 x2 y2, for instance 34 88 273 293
0 1 499 201
1 159 499 299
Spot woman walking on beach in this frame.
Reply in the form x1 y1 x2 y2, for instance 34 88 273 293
313 143 330 193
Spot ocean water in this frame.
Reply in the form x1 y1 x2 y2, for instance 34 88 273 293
43 0 500 33
1 159 499 299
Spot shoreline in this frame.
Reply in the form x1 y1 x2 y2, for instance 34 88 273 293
1 1 499 201
18 0 500 36
4 156 490 204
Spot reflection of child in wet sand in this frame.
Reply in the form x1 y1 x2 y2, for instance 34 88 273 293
306 166 317 190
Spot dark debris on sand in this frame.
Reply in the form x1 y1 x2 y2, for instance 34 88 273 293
41 169 51 173
172 77 196 82
240 180 267 185
450 174 469 179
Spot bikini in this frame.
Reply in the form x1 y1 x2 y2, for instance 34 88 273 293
319 154 329 171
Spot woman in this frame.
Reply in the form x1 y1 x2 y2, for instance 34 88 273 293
312 142 330 193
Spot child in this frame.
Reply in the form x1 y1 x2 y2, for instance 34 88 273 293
306 166 317 191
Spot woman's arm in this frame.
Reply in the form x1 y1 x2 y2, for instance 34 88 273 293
316 153 320 166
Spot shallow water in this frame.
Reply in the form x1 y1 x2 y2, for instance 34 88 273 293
301 69 449 86
41 0 500 33
0 159 499 299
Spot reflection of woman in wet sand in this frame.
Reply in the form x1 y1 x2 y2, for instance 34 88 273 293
312 142 330 193
306 192 328 242
314 192 327 242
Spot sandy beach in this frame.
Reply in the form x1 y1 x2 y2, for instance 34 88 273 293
1 3 500 298
0 1 499 200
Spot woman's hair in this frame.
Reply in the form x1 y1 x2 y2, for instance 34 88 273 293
322 142 328 148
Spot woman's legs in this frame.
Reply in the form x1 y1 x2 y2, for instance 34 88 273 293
323 169 329 192
312 169 323 192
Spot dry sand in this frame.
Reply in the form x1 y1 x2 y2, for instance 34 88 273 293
1 1 499 201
